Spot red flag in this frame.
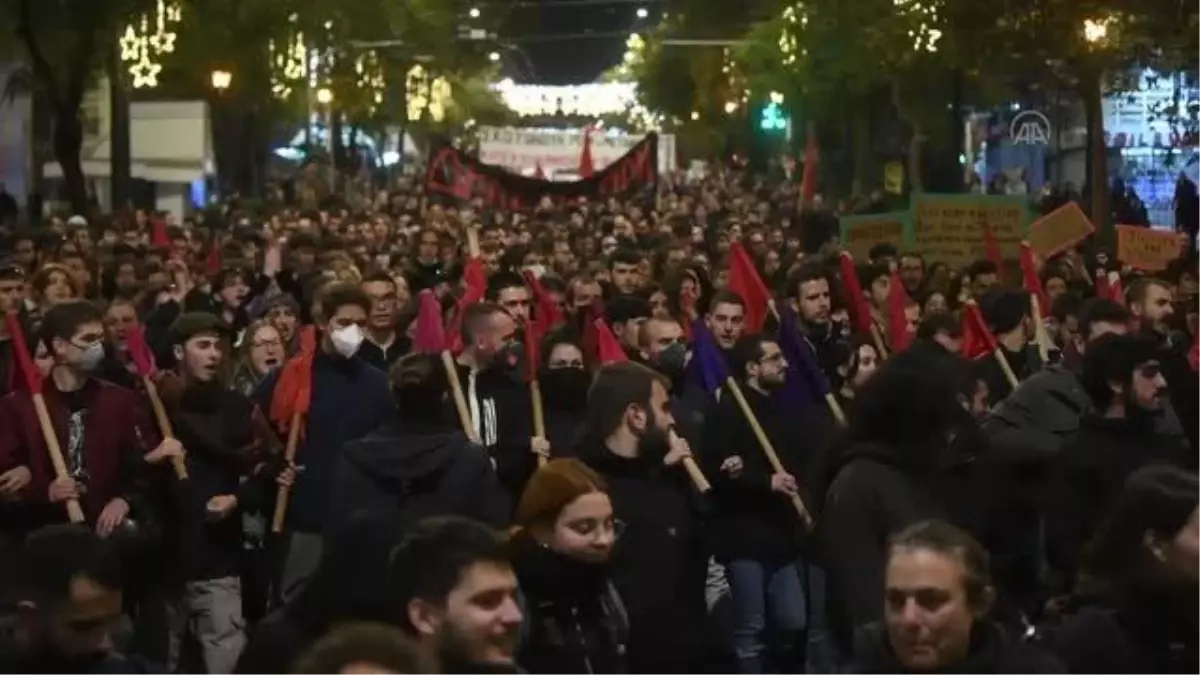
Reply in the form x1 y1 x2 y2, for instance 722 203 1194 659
982 221 1003 271
297 325 317 356
413 290 447 354
1019 242 1049 312
5 312 42 394
838 252 875 335
886 270 914 353
126 325 157 377
524 271 565 332
533 162 546 180
447 256 488 353
206 234 223 277
726 242 771 334
1106 271 1126 307
580 300 604 365
799 125 819 208
594 318 628 364
961 302 998 360
150 220 172 250
270 325 316 433
578 127 595 179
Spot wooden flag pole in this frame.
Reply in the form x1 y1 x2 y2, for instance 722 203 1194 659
270 411 303 534
32 395 85 524
442 351 479 444
723 376 812 527
1029 294 1052 365
141 376 189 481
669 428 711 493
530 379 548 468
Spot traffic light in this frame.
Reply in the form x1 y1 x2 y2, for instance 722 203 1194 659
760 101 788 132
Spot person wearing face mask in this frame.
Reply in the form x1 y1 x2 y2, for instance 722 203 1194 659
537 337 591 458
1045 333 1195 588
510 459 629 674
576 362 717 673
0 300 177 536
254 283 392 601
323 352 509 538
154 312 262 674
4 525 155 673
455 302 536 500
705 335 809 674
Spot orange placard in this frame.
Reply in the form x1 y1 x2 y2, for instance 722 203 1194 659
1027 202 1095 259
1116 225 1185 271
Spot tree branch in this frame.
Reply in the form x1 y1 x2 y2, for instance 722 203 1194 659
16 0 62 108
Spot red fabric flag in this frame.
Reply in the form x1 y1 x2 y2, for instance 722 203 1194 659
297 325 317 356
206 234 223 277
1107 271 1126 307
838 252 875 335
726 242 772 334
126 325 157 377
523 270 567 379
578 127 595 179
982 221 1003 271
594 318 628 364
413 290 447 354
447 256 488 353
533 162 546 180
799 127 819 208
270 325 317 433
580 300 604 365
961 302 998 360
5 312 42 394
1095 269 1112 301
150 220 172 250
887 270 914 353
1019 243 1049 312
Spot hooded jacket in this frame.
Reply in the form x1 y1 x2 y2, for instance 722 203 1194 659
324 418 511 538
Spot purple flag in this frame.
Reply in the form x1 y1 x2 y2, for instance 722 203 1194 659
687 318 729 396
776 304 829 410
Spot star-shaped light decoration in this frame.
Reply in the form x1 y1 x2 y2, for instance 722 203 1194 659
119 26 144 62
130 58 162 89
149 30 176 54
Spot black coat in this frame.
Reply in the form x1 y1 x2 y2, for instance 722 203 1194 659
579 443 711 673
1045 414 1194 581
848 620 1065 673
325 418 511 538
456 364 536 499
703 384 807 563
513 535 628 674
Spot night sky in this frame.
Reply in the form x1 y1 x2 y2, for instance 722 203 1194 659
494 0 651 84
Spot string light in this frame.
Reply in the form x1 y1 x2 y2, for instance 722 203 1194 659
120 0 183 88
269 14 307 100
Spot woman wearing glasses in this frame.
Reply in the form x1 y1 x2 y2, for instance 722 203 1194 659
230 320 285 396
511 458 628 674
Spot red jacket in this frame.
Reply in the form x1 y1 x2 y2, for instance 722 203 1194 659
0 378 158 523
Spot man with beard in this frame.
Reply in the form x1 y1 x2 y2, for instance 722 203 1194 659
388 516 524 673
157 312 258 674
324 352 510 536
706 335 809 673
485 272 532 327
608 249 644 296
3 525 152 673
1127 277 1198 452
1045 333 1195 583
536 336 590 456
576 362 714 672
787 263 844 381
455 302 536 499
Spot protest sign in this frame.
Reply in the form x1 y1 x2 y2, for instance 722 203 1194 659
1117 225 1185 271
840 212 911 261
912 194 1031 268
478 127 675 175
1027 202 1095 259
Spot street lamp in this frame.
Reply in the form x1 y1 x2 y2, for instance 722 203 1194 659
636 7 648 19
488 51 501 62
316 87 333 104
210 69 232 91
469 7 480 18
1082 17 1109 44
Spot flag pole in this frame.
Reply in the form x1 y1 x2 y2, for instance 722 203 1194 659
141 376 189 481
270 411 303 534
671 429 711 493
768 300 847 426
530 379 547 468
1029 294 1052 364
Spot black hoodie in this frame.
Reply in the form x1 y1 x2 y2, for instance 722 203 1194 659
324 418 511 538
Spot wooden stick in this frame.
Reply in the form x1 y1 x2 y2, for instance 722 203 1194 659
442 351 479 444
993 348 1021 391
668 428 712 493
270 411 303 534
869 323 890 360
141 377 189 481
723 377 812 527
530 379 547 468
32 394 85 523
1029 294 1052 365
466 226 481 259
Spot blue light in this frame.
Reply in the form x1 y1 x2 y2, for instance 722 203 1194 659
760 102 788 131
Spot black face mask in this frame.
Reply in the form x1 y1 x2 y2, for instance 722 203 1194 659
539 367 591 410
652 342 688 380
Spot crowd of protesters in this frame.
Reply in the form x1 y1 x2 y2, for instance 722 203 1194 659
0 165 1196 675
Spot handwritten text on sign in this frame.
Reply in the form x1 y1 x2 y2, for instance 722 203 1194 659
840 212 910 262
1116 225 1184 271
913 195 1029 268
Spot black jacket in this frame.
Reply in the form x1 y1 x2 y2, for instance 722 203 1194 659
456 364 536 499
849 620 1064 673
513 535 628 674
579 443 710 673
325 418 511 538
704 384 807 563
1045 414 1194 581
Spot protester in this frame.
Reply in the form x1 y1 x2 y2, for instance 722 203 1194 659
510 459 627 673
358 272 411 371
290 622 430 674
230 320 284 396
537 335 590 456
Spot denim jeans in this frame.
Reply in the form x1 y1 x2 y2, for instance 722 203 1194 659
726 559 807 674
166 576 246 674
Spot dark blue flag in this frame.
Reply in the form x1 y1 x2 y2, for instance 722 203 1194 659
776 304 831 410
687 318 729 396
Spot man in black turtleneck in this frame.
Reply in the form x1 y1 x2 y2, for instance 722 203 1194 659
1046 333 1194 584
576 362 711 673
157 312 259 673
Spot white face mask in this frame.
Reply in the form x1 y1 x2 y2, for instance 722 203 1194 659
77 342 105 372
330 325 364 358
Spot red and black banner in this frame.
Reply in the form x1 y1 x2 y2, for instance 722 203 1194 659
425 133 658 210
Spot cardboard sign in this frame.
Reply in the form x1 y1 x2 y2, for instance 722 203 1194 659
1117 225 1185 271
1027 202 1095 258
840 212 911 261
912 195 1030 269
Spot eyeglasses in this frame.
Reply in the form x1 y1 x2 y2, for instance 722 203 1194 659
252 339 283 350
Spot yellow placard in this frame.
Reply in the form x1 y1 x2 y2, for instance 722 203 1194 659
912 195 1028 269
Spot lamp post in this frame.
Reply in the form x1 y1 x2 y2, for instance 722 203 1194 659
210 69 233 92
